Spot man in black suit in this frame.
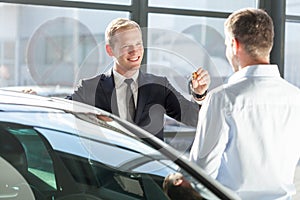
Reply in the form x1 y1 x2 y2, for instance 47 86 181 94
68 18 210 140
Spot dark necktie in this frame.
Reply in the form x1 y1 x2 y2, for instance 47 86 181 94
124 79 135 122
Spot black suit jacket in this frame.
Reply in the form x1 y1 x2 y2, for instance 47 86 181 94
68 70 200 140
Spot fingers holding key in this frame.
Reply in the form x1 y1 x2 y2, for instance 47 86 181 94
191 67 210 94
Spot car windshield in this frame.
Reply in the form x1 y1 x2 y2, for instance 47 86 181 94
0 101 236 200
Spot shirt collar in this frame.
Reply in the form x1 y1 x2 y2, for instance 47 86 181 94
226 64 281 84
113 69 139 88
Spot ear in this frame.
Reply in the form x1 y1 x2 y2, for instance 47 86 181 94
232 38 239 55
173 178 183 186
106 44 114 57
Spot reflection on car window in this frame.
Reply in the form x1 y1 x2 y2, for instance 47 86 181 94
74 112 139 139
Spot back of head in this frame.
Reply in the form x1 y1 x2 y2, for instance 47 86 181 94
224 8 274 60
163 173 203 200
105 18 141 47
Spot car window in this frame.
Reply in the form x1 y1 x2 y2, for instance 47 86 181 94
6 126 57 190
0 122 58 200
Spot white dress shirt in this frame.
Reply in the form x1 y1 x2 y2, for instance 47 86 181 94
190 65 300 200
113 69 139 120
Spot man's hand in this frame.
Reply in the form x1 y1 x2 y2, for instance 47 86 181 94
22 88 37 95
191 67 210 97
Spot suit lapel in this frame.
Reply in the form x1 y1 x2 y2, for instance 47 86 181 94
98 70 119 116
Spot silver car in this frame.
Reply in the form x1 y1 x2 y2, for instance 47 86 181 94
0 90 240 200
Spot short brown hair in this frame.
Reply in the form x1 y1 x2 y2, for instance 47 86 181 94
105 18 141 47
225 8 274 59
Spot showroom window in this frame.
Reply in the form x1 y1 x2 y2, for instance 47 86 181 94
149 0 257 12
0 3 128 88
285 0 300 88
62 0 131 5
0 0 298 91
147 13 231 95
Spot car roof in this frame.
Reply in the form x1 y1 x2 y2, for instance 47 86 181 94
0 89 102 114
0 89 163 157
0 85 73 97
0 89 142 143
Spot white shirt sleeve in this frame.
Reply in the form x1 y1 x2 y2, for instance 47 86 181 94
189 91 229 179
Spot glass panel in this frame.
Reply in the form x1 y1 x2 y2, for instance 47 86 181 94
0 64 14 87
284 22 300 88
149 0 258 12
3 42 15 60
147 13 232 98
286 0 300 15
62 0 131 5
6 126 57 189
0 3 129 89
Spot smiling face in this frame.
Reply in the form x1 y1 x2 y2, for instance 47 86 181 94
107 27 144 76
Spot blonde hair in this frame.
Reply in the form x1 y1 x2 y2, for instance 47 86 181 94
105 18 141 47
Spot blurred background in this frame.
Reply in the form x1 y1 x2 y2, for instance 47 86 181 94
0 0 298 93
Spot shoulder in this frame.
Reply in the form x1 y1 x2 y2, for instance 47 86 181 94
140 71 168 84
82 74 101 81
80 72 112 84
205 84 231 107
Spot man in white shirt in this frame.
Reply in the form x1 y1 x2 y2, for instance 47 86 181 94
189 8 300 200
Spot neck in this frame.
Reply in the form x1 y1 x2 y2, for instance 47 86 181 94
239 59 270 70
235 53 270 71
113 66 138 78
